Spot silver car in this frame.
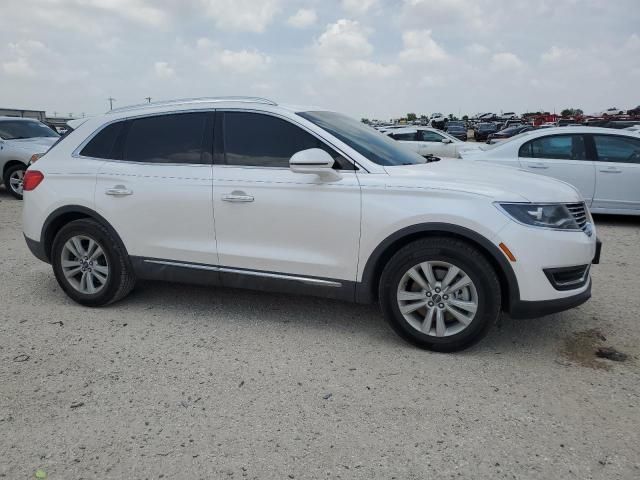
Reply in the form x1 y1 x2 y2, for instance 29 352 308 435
0 117 59 199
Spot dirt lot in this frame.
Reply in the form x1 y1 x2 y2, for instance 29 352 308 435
1 187 639 480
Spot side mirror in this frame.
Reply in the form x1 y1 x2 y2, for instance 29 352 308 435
441 138 452 144
290 148 341 180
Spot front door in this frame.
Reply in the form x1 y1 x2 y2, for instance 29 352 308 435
518 133 596 205
212 111 361 284
592 134 640 212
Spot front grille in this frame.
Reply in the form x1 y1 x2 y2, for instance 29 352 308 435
566 202 588 231
544 265 590 291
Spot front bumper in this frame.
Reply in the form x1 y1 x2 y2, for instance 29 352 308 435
509 279 591 319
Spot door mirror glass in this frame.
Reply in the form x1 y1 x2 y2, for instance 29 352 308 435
290 148 340 179
441 138 452 144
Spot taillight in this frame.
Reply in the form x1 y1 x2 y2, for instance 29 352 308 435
23 170 44 191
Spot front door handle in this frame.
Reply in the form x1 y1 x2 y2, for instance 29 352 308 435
105 185 133 196
222 191 254 203
527 163 548 169
599 167 622 173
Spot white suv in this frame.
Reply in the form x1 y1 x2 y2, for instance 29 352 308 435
22 97 601 351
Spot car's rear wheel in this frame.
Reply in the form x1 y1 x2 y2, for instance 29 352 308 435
3 164 26 199
379 237 501 352
51 219 136 306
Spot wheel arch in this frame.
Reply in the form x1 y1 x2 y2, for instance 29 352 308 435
3 159 28 177
356 223 520 312
41 205 128 262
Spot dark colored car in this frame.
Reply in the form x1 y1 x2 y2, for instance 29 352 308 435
445 125 468 141
487 124 532 143
473 123 497 141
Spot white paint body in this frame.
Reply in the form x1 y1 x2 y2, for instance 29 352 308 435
23 100 596 305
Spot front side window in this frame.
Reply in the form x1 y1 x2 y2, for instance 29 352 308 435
420 131 445 142
223 112 353 169
519 135 586 160
80 122 124 159
123 113 208 164
0 120 59 140
593 135 640 164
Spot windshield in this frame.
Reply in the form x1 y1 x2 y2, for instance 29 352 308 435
0 120 59 140
298 111 426 166
447 126 465 131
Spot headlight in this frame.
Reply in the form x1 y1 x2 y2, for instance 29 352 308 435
496 203 580 230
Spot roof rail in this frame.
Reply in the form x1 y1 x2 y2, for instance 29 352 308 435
108 96 277 114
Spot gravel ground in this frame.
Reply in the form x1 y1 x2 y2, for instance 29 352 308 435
1 187 639 480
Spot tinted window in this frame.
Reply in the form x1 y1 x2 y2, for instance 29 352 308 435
223 112 353 169
391 132 419 141
420 130 445 142
80 122 124 159
0 120 58 140
298 111 426 166
519 135 586 160
123 113 208 164
593 135 640 164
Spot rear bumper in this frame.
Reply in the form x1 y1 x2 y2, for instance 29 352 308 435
24 235 49 263
509 279 591 319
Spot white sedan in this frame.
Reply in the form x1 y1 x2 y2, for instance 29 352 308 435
461 126 640 215
385 127 481 158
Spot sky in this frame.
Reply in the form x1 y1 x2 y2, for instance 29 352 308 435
1 0 639 120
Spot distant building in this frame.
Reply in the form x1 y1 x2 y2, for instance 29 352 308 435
0 107 46 121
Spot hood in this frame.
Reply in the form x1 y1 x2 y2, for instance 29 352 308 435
457 142 482 152
383 159 583 203
7 136 58 151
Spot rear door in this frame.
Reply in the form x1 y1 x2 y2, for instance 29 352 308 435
92 112 217 265
591 134 640 212
518 134 596 205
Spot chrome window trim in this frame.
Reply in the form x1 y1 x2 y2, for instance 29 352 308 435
143 259 343 287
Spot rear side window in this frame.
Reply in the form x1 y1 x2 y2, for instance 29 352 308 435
391 132 419 141
123 113 209 164
80 122 124 159
519 135 586 160
222 112 354 170
593 135 640 164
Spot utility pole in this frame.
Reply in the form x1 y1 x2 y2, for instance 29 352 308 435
145 96 152 103
53 111 57 117
108 97 116 110
69 113 73 118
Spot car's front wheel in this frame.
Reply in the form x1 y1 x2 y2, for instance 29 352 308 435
379 237 501 352
51 219 136 307
3 163 26 199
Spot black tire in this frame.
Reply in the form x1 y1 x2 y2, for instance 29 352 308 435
379 237 501 352
3 163 26 200
51 219 136 307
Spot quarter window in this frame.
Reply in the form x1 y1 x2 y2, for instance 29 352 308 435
593 135 640 164
80 122 124 159
123 113 209 164
222 112 353 169
519 135 586 160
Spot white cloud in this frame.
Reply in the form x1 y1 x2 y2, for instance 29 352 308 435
154 61 175 78
465 43 490 55
491 52 524 71
286 8 317 28
218 49 272 73
2 57 35 77
200 0 281 32
341 0 378 15
315 19 373 59
399 30 448 62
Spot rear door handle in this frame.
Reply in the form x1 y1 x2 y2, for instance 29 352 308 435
527 163 548 169
599 167 622 173
105 185 133 196
222 191 254 203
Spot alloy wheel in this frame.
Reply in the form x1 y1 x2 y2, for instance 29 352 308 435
9 169 24 196
60 235 109 294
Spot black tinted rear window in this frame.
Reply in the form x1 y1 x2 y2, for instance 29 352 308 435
80 122 124 159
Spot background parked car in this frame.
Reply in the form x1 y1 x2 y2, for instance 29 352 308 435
0 117 59 199
473 123 498 141
461 126 640 215
387 127 480 158
487 124 533 144
445 124 468 141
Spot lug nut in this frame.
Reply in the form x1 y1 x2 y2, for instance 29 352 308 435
428 301 434 307
435 287 441 293
438 303 445 308
426 292 432 297
443 295 449 300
